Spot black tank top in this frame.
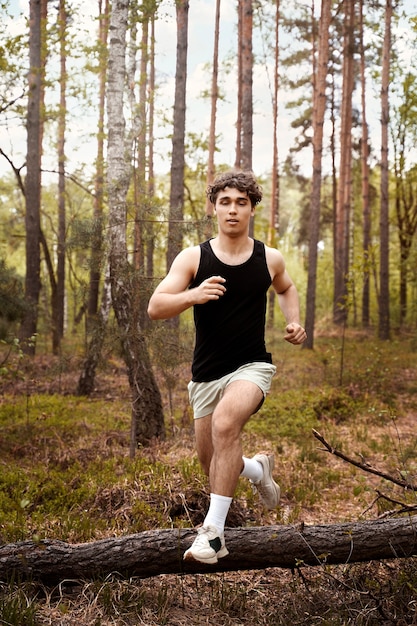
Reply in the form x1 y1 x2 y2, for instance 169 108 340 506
190 239 272 382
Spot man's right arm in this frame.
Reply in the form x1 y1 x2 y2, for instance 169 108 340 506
147 246 226 320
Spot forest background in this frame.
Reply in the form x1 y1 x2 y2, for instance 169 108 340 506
1 0 417 440
1 0 417 623
1 0 417 438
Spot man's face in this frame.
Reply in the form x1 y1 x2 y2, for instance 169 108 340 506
214 187 255 236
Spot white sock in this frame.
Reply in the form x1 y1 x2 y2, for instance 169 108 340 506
240 456 263 483
203 493 233 534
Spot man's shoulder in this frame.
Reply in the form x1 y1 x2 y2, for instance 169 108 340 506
172 244 201 273
263 242 283 258
264 244 285 274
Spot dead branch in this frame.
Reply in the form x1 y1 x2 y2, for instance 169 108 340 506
312 429 417 491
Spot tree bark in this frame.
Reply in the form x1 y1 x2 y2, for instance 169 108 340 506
240 0 253 172
304 0 331 349
87 0 109 325
234 0 242 169
166 0 189 271
333 0 355 326
392 77 417 327
359 0 371 328
378 0 392 340
52 0 67 355
106 0 165 446
204 0 221 226
1 517 416 584
266 0 280 329
76 0 110 395
19 0 47 354
76 263 112 396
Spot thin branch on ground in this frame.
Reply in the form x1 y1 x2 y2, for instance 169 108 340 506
312 429 417 491
375 490 417 518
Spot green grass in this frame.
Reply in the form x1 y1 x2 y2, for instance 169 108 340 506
0 331 416 623
0 332 415 543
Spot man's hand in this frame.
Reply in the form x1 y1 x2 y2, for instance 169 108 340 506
284 322 307 345
193 276 226 304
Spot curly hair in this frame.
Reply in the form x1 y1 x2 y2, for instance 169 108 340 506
206 170 263 207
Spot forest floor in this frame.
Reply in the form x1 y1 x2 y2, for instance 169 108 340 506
0 328 417 625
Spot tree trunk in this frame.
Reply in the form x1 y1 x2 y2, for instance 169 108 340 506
76 264 112 396
107 0 165 447
267 0 280 329
333 0 355 326
87 0 109 326
392 78 417 327
145 15 156 294
19 0 47 354
204 0 221 229
134 6 154 328
1 517 416 584
240 0 253 172
131 11 148 274
52 0 67 355
166 0 189 271
378 0 392 340
77 0 110 395
359 0 371 328
304 0 331 349
234 0 242 169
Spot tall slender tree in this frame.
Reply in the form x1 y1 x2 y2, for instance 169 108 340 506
106 0 165 448
145 14 156 282
269 0 280 245
235 0 242 169
359 0 371 328
238 0 253 172
333 0 355 326
87 0 110 325
130 1 160 326
167 0 189 271
19 0 47 354
267 0 280 327
204 0 221 226
131 2 148 273
304 0 332 349
392 74 417 325
77 0 111 396
52 0 67 355
378 0 392 340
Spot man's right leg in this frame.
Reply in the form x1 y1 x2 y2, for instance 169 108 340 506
195 414 234 535
183 414 230 564
194 413 214 477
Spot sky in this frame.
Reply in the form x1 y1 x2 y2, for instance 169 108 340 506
2 0 417 184
152 0 299 176
1 0 312 183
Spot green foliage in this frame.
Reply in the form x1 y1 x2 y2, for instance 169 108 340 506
0 585 38 626
0 333 415 623
0 259 27 339
0 392 206 542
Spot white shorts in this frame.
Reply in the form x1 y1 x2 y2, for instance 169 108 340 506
187 362 276 419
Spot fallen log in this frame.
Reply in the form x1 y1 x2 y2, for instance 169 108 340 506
1 516 416 584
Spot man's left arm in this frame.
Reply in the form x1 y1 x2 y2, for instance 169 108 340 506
268 247 307 345
277 282 306 345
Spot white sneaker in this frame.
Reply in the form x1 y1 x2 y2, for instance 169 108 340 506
183 525 229 564
251 453 281 509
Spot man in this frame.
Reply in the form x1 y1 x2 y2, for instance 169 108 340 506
148 169 306 564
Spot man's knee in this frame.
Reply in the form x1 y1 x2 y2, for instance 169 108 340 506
211 412 241 446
